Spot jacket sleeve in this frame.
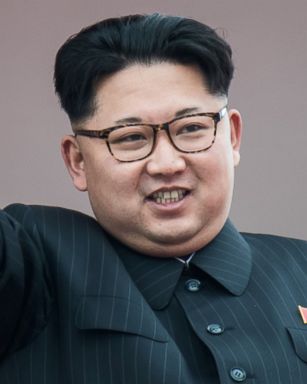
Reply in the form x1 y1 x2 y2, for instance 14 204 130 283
0 205 52 359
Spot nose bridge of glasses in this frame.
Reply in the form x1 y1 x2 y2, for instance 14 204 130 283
152 122 176 147
152 122 169 133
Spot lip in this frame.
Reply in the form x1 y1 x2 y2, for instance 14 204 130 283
145 188 192 214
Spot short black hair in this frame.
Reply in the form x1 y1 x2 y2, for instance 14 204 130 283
54 13 234 124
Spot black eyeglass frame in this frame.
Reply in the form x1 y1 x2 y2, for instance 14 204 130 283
74 105 228 162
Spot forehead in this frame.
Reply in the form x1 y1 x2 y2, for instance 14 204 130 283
93 63 225 124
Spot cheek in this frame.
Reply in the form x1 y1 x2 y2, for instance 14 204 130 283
86 158 141 204
195 145 235 202
197 146 233 182
212 149 235 201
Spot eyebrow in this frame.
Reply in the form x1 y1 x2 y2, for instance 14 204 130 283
114 107 202 125
174 107 201 118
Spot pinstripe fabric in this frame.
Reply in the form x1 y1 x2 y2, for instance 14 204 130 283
0 204 307 383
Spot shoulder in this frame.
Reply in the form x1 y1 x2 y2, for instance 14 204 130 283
4 203 95 222
3 203 99 230
240 231 307 268
3 203 106 248
241 231 307 251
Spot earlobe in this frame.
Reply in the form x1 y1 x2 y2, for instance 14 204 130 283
228 109 243 167
61 135 88 191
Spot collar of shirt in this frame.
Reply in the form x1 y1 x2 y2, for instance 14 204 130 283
175 252 196 268
107 219 252 310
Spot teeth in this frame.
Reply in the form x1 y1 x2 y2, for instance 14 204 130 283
171 191 178 199
164 191 171 199
151 189 187 204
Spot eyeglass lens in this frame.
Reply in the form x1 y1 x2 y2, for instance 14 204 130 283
108 114 216 161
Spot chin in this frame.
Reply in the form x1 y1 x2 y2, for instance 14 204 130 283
147 226 200 246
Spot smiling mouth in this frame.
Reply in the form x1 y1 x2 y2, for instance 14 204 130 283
148 189 189 204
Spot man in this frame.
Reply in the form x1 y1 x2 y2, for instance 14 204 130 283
0 13 306 384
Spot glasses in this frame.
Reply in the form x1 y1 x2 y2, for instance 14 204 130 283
74 106 227 162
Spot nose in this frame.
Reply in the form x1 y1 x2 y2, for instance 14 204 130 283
145 131 187 176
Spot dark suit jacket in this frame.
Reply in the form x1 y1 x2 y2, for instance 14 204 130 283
0 204 307 383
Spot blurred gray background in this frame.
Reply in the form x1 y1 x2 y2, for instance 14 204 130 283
1 0 306 239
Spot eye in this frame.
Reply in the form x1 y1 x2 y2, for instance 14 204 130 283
184 124 205 132
115 133 147 143
109 127 151 150
177 123 209 135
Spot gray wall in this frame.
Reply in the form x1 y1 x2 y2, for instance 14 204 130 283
1 0 306 239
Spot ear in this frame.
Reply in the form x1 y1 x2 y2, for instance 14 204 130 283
228 109 243 167
61 135 88 191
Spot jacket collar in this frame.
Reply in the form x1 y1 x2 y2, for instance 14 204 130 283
192 220 252 296
109 220 252 310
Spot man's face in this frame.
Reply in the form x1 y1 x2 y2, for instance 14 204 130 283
62 63 242 257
